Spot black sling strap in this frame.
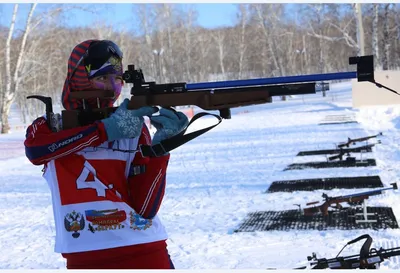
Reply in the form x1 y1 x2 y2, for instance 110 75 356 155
139 112 222 157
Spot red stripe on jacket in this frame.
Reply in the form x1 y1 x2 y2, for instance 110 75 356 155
127 125 170 219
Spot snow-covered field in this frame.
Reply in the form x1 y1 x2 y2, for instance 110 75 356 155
1 81 400 269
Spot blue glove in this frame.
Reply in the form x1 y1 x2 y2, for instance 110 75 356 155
102 98 157 141
150 108 189 145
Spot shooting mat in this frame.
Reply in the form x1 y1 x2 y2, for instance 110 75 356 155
284 159 376 171
233 207 398 232
319 121 359 125
265 176 384 193
318 114 358 125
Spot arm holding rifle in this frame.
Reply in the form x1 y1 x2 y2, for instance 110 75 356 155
24 98 156 166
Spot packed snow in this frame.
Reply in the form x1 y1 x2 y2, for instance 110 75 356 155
1 81 400 269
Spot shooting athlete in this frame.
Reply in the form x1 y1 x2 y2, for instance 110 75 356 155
24 40 188 269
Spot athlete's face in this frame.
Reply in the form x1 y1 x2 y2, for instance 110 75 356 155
90 73 123 100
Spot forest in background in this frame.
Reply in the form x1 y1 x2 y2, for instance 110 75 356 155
0 3 399 133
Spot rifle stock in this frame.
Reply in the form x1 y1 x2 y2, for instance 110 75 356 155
126 82 316 118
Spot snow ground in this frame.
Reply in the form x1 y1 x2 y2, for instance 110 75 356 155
1 81 400 269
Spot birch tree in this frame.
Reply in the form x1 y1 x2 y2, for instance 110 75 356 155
211 28 227 79
1 3 37 133
177 5 198 82
354 3 365 56
132 4 157 80
372 4 380 69
234 4 249 79
382 3 392 70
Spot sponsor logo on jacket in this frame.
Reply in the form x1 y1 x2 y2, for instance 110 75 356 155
85 209 127 233
48 134 83 152
130 211 152 230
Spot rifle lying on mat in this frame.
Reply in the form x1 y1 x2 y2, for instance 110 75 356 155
297 234 400 269
301 183 397 216
337 132 383 149
328 143 379 161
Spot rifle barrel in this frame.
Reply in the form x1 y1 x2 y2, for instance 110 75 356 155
186 71 356 90
309 247 400 269
338 186 396 199
378 247 400 259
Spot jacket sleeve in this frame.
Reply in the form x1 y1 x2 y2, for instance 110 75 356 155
24 116 109 165
127 125 170 219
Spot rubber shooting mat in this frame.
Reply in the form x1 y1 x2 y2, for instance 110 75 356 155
319 121 359 125
265 176 384 193
284 159 376 171
319 114 358 125
233 207 398 232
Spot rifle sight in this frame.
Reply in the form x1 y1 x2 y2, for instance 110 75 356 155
123 64 186 96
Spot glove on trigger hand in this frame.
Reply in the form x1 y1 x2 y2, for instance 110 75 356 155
102 98 157 141
150 108 189 145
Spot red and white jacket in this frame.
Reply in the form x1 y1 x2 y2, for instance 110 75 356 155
24 117 169 254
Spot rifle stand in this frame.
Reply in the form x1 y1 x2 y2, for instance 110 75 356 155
355 200 377 224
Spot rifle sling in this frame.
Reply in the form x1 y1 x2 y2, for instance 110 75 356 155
139 112 222 157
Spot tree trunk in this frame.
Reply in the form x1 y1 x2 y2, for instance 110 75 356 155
302 35 308 74
1 4 18 133
382 4 391 70
372 4 380 69
237 4 248 79
1 3 36 134
354 3 365 56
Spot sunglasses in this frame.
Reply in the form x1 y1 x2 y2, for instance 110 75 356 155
69 40 123 81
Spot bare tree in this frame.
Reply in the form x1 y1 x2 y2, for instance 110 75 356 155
354 3 365 56
372 4 380 69
234 4 249 79
1 3 37 133
382 3 392 70
253 4 286 77
211 28 227 79
308 5 359 53
132 4 158 80
177 5 198 82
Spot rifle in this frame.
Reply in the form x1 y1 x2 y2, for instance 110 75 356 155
337 132 383 149
302 234 400 269
61 72 318 129
328 143 378 161
302 183 397 216
25 55 394 157
27 55 380 130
